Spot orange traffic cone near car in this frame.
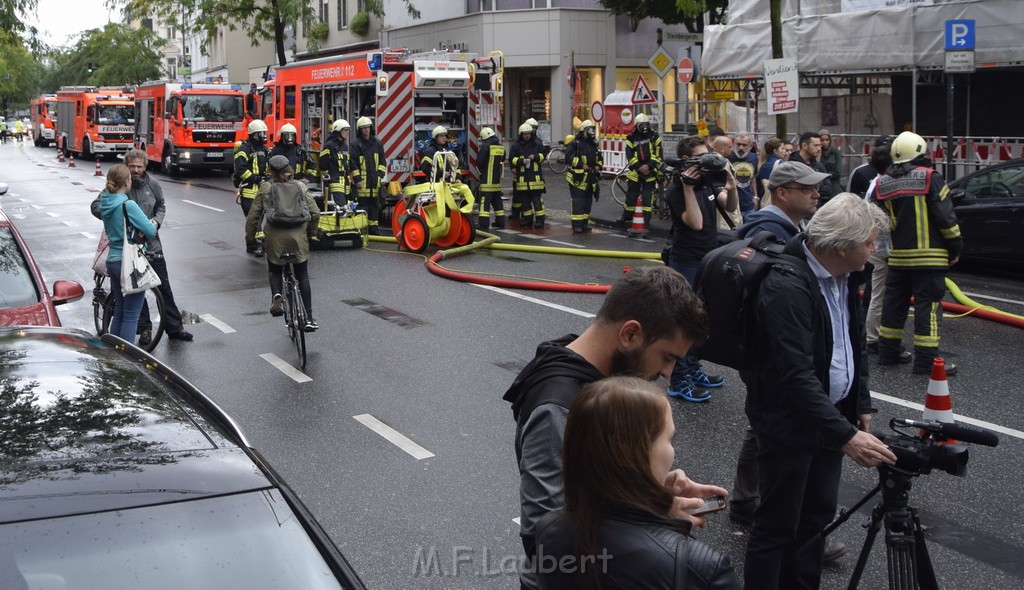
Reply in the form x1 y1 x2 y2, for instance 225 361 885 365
922 357 957 442
94 158 103 176
626 196 648 238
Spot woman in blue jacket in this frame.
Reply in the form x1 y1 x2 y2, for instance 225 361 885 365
99 164 157 344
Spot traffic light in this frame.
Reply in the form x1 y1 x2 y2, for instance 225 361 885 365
87 63 95 73
376 72 389 97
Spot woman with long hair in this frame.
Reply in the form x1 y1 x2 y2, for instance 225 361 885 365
535 376 738 589
99 164 158 344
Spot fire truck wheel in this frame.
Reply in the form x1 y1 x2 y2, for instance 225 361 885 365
162 147 179 177
81 137 92 160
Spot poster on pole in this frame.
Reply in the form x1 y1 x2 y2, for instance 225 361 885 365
764 58 799 115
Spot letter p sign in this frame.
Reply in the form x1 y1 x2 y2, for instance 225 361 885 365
945 20 975 50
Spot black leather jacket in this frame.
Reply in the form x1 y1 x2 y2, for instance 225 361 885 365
535 509 739 590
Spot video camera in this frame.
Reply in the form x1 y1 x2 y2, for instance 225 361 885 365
663 152 730 188
875 418 999 477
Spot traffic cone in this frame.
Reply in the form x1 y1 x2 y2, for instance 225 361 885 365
68 152 76 168
56 137 64 163
922 357 957 442
626 196 648 238
94 158 102 176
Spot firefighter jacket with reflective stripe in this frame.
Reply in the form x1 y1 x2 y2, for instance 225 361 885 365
234 140 268 200
351 134 387 198
269 143 314 181
320 134 352 196
873 165 963 269
625 129 662 183
478 137 505 193
420 140 451 183
565 136 603 191
510 137 546 191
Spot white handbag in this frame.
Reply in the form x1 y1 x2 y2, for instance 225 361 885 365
119 202 162 295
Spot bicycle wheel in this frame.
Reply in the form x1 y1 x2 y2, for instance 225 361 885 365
611 169 630 207
100 287 164 352
284 279 298 343
292 290 307 370
93 279 109 335
546 148 567 175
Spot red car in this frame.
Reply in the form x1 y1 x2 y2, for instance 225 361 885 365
0 184 85 326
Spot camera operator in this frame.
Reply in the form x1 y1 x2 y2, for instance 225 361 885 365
743 193 897 590
664 136 738 402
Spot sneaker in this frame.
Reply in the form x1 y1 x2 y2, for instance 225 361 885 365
668 381 711 403
167 330 193 341
269 294 284 317
690 368 725 388
138 328 152 347
303 318 319 332
823 539 847 564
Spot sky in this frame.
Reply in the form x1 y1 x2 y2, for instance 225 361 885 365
27 0 122 48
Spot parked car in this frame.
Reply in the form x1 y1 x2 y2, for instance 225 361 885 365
0 186 85 325
948 158 1024 267
0 327 367 589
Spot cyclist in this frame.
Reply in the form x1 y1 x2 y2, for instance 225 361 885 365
245 155 321 332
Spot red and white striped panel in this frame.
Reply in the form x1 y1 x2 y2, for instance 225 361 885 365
468 90 502 181
600 137 627 174
377 71 414 185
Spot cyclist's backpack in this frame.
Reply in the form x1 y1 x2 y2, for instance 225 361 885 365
692 231 808 371
264 181 311 228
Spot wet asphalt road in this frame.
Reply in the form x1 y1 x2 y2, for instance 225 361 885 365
4 140 1024 589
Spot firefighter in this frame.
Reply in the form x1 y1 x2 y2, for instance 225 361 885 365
618 112 662 227
874 131 964 376
234 119 270 256
420 125 449 183
565 119 602 233
320 119 353 209
476 126 505 230
510 122 547 229
270 123 315 183
351 116 386 234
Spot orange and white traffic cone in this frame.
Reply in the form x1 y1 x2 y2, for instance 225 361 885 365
68 152 76 168
56 137 64 163
626 196 648 238
922 357 957 442
94 158 102 176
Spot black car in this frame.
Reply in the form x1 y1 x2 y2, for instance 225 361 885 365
0 327 366 589
949 158 1024 266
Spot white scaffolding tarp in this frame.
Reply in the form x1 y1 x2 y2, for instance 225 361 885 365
704 0 1024 78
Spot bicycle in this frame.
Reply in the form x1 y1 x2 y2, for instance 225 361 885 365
278 252 309 370
92 272 166 352
610 167 672 221
545 140 568 175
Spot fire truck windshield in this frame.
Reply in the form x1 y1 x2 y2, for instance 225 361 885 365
97 105 134 125
181 94 244 122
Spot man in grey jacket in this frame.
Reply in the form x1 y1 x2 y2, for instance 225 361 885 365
91 149 192 343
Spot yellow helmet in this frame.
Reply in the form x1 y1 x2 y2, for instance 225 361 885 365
480 126 495 140
331 119 350 132
891 131 927 164
432 125 448 139
518 122 533 135
356 116 373 129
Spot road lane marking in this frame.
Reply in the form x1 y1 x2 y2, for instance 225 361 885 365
871 391 1024 441
354 414 435 460
473 284 596 318
199 314 236 334
45 211 58 217
62 221 75 227
495 229 520 235
542 239 586 249
513 517 521 526
80 231 98 240
258 353 312 383
961 290 1024 308
182 199 225 212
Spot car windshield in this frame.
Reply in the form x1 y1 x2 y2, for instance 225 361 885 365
96 105 134 125
0 489 351 589
0 227 41 309
182 94 244 122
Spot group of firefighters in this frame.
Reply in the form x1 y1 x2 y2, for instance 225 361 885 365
232 112 664 251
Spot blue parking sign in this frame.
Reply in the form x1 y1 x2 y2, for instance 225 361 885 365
945 20 975 50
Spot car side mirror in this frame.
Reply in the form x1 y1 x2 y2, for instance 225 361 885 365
52 280 86 306
0 182 8 196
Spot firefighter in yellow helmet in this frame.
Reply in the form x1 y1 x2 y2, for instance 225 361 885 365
351 116 387 234
319 119 353 209
235 119 270 256
270 123 315 183
565 119 602 233
618 112 662 227
476 126 505 230
510 122 547 229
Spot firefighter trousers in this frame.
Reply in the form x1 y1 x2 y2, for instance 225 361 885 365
477 190 505 230
622 179 655 225
878 268 947 371
519 190 545 228
569 185 594 231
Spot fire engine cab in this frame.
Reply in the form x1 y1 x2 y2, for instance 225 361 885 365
260 48 504 186
55 87 135 159
30 94 57 147
134 81 247 176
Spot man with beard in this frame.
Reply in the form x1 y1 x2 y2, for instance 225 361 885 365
504 266 728 590
730 132 760 221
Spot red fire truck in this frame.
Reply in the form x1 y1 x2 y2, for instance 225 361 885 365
259 48 504 185
55 87 135 159
134 81 247 175
30 94 57 147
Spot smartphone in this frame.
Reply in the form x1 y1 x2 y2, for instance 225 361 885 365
685 495 728 516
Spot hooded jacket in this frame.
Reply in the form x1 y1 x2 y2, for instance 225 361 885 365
736 205 801 242
99 190 157 262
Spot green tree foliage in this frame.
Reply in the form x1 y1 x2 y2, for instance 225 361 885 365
0 0 40 48
599 0 727 33
0 44 43 111
38 23 165 92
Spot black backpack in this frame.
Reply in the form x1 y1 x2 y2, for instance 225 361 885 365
264 181 311 228
693 232 808 371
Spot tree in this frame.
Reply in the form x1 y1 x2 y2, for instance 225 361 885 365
598 0 727 33
38 24 165 92
0 0 40 48
0 43 43 114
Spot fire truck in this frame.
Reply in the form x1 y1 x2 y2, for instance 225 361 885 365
30 94 57 147
259 48 504 186
134 81 248 176
55 87 135 159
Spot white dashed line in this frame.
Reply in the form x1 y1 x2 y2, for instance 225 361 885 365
62 221 75 227
45 211 58 217
542 239 586 249
80 231 98 240
513 517 521 526
354 414 435 460
472 284 596 318
495 229 520 235
960 291 1024 308
871 391 1024 441
258 353 312 383
199 314 236 334
182 199 225 212
31 205 42 209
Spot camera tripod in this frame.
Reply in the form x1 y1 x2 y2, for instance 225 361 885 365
815 465 938 590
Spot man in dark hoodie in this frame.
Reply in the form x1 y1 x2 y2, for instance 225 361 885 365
504 266 726 590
